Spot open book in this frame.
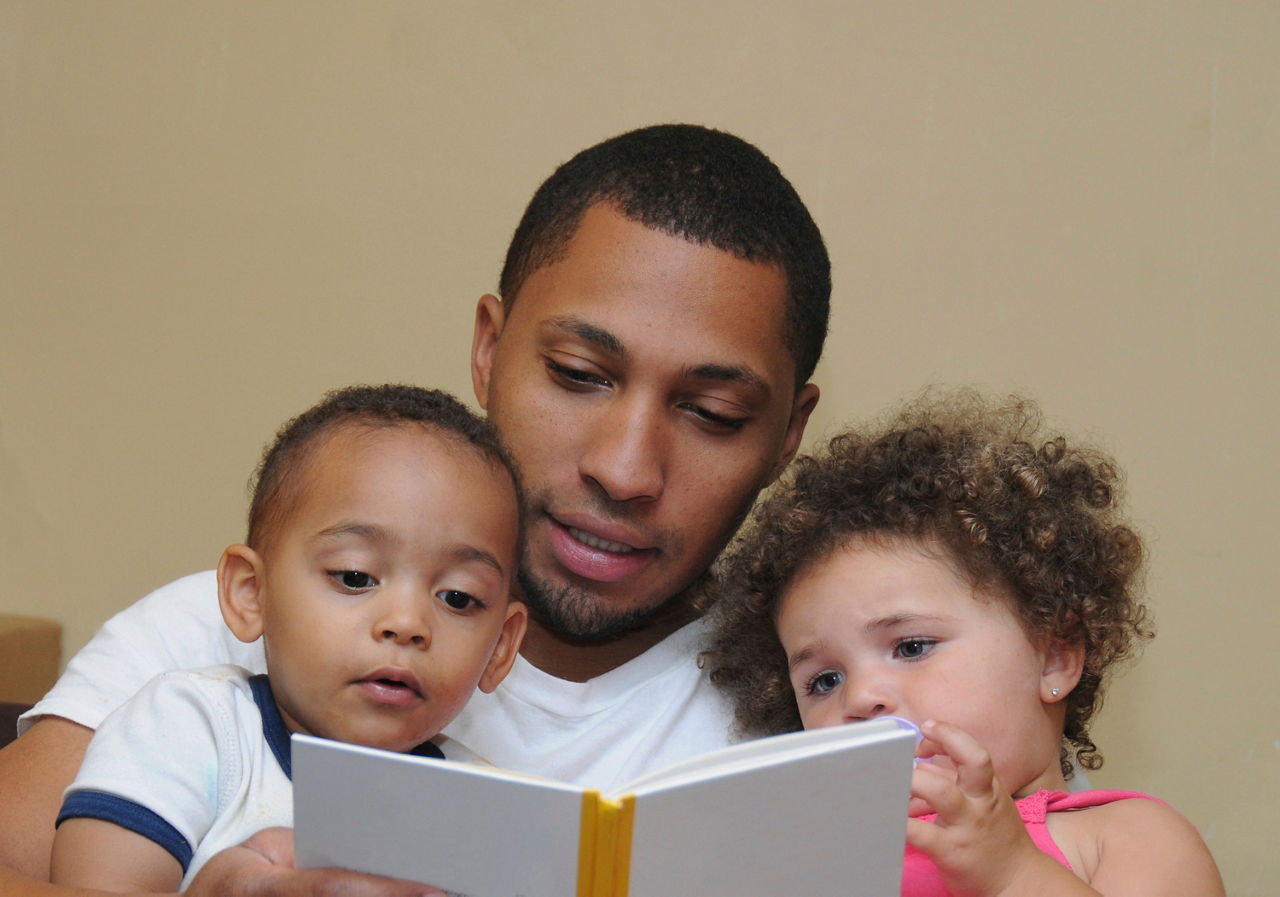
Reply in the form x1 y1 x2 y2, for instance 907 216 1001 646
292 719 916 897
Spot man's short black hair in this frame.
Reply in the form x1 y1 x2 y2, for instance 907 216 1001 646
498 124 831 387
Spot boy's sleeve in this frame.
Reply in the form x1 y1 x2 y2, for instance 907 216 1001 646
20 570 265 734
56 667 243 873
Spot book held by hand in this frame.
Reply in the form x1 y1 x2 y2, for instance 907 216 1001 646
293 718 915 897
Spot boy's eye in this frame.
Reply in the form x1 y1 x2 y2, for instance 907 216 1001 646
438 590 480 611
894 638 935 660
329 570 377 591
805 670 844 696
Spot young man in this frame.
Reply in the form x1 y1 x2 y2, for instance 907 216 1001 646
0 123 830 896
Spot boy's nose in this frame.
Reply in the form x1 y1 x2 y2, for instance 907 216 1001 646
374 597 431 649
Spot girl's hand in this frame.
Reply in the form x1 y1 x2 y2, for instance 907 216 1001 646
906 719 1049 897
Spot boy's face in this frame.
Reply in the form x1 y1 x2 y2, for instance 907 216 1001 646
472 202 818 638
775 539 1075 798
227 423 525 753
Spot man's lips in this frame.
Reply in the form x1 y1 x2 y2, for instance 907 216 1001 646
356 668 424 707
546 516 656 583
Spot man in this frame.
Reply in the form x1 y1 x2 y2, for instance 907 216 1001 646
0 123 830 895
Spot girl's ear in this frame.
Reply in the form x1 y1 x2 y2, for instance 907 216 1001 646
478 601 528 694
217 544 268 645
1041 639 1086 703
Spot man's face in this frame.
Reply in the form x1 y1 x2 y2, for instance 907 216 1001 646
472 202 818 638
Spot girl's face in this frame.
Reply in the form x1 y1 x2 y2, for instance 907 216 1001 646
775 537 1076 796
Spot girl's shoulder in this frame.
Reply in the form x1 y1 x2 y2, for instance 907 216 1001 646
1045 790 1224 896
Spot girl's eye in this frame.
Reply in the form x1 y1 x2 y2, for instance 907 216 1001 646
330 570 377 591
805 670 844 696
438 590 480 611
894 638 936 660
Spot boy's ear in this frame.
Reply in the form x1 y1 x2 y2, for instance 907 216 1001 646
471 293 506 412
217 544 268 645
478 601 528 694
1040 639 1086 703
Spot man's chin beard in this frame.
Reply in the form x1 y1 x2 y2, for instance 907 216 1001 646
516 568 678 641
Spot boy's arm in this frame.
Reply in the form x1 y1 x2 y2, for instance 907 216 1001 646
51 819 182 892
0 717 93 879
3 828 446 897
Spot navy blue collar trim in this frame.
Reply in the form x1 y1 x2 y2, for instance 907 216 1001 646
249 674 295 780
410 739 446 760
249 674 446 771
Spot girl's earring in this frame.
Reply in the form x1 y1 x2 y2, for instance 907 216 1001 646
1051 687 1061 697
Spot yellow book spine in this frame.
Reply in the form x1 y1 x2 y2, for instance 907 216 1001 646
576 791 636 897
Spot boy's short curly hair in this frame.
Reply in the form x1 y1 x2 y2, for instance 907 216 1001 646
247 384 522 554
703 390 1150 778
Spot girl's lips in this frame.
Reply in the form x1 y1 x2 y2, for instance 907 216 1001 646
547 518 655 583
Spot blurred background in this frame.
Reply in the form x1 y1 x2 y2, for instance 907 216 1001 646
2 3 1275 893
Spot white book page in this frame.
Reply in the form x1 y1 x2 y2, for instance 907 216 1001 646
624 729 915 897
292 735 585 897
617 718 905 796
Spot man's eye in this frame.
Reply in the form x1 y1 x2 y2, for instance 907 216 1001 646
546 359 608 388
682 403 748 432
894 638 935 660
438 590 480 611
805 670 843 696
329 570 377 591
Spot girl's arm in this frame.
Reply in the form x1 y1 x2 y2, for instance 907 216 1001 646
1066 796 1225 897
907 720 1224 897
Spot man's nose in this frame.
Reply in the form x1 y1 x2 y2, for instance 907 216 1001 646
578 394 666 503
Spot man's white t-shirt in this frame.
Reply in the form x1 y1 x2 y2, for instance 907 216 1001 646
23 570 736 792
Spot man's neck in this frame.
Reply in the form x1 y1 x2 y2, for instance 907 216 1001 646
518 597 701 682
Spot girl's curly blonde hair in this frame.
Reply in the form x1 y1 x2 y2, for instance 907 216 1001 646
703 390 1151 778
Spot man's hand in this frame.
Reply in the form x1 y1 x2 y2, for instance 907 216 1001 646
187 828 445 897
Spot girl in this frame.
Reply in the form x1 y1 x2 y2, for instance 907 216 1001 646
704 391 1224 897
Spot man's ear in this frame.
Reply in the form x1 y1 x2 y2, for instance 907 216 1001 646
471 293 507 412
478 601 528 694
767 383 820 485
1041 639 1085 703
217 544 268 645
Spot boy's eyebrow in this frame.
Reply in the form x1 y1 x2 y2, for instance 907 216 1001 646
546 315 770 394
315 523 506 575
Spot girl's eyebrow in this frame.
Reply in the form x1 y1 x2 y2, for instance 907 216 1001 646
787 642 823 672
866 612 952 632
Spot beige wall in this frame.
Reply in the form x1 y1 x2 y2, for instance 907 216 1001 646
2 2 1275 892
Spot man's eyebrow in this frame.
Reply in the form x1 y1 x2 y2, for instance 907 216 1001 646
683 362 770 395
545 316 624 356
546 316 771 395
